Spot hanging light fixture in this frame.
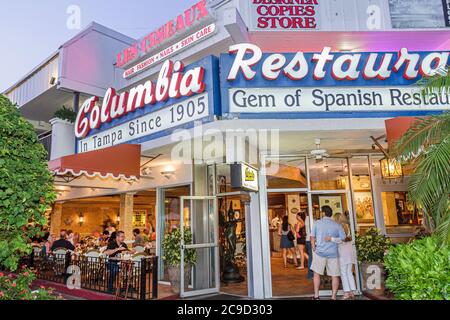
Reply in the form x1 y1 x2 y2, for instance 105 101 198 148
370 135 404 183
380 157 403 182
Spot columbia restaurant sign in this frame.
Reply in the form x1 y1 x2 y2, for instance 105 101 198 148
220 43 450 117
75 56 219 153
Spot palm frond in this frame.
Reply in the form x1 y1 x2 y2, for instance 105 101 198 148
393 112 450 160
434 214 450 247
406 138 450 233
418 67 450 96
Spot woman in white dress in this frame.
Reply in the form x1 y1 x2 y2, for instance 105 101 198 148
325 213 357 300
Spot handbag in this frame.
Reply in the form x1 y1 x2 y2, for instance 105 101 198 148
287 230 295 241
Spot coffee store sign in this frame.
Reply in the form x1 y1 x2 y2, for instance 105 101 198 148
220 43 450 117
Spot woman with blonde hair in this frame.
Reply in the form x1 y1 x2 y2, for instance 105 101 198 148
326 212 357 299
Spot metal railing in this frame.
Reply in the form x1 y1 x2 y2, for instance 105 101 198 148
38 131 52 160
25 252 159 300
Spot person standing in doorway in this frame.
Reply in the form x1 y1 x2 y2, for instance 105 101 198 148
295 213 308 269
310 205 346 300
278 215 298 268
326 213 357 299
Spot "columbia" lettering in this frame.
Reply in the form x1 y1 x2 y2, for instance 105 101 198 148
75 59 206 138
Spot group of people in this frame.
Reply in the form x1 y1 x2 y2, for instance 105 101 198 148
36 227 148 257
278 205 357 300
36 227 149 294
33 230 79 255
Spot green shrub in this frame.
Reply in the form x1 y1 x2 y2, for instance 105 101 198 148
355 228 391 263
162 227 197 267
385 236 450 300
0 95 56 271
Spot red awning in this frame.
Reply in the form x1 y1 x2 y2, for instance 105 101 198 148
385 117 419 149
49 144 141 181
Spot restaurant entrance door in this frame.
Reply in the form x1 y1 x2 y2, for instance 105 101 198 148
179 196 219 298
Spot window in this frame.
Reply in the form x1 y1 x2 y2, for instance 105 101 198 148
265 157 307 189
309 158 349 191
350 156 375 234
381 191 423 233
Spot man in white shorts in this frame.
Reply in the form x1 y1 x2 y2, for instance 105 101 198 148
310 205 346 300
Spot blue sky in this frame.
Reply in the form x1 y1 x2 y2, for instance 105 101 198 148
0 0 199 92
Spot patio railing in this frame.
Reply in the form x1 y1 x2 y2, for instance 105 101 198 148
38 131 52 160
25 252 158 300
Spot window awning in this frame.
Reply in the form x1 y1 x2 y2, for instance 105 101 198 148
385 117 419 149
49 144 141 182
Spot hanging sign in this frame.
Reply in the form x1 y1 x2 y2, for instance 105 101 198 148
231 163 259 192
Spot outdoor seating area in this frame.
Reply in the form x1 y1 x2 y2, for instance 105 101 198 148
24 249 158 300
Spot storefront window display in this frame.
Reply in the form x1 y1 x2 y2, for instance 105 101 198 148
371 156 424 243
208 163 249 297
350 156 376 234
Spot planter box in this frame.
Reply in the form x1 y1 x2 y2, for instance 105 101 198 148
168 265 191 294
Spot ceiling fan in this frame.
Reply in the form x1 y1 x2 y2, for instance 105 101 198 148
309 139 329 163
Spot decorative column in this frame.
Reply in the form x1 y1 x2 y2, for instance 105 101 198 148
49 118 75 160
50 203 63 236
244 192 265 299
119 193 134 240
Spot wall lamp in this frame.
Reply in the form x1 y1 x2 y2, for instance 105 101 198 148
78 212 84 226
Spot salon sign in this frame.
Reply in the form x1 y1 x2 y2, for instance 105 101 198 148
220 43 450 118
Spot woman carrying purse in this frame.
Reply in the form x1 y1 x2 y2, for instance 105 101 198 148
278 215 298 268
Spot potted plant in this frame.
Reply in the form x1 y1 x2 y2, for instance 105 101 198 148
162 227 197 294
53 106 76 123
355 228 391 296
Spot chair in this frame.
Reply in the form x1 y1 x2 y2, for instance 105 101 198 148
85 249 101 259
53 248 68 255
32 245 41 255
52 248 68 276
134 246 145 253
83 249 103 284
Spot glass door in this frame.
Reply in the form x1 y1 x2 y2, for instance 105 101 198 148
180 196 219 298
157 185 191 282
